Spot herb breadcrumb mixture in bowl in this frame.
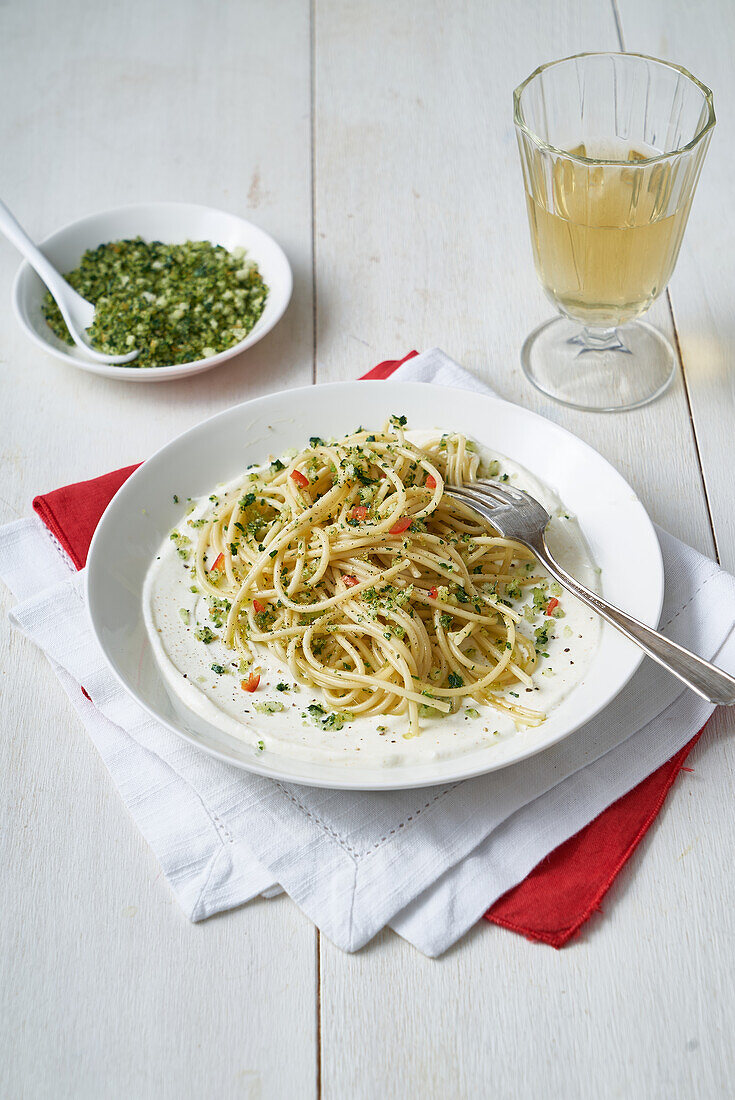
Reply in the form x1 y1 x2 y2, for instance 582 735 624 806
42 237 268 368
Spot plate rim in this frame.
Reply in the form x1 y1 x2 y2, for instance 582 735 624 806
10 200 293 381
86 379 665 790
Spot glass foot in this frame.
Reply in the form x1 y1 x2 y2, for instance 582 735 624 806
521 316 676 412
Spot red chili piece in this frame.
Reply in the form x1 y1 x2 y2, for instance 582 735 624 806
210 552 225 572
290 470 310 489
241 672 261 692
350 506 369 521
343 575 359 588
390 516 412 535
546 597 559 616
425 474 437 490
253 599 265 614
428 586 438 600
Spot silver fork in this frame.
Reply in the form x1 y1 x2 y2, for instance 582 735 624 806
446 479 735 706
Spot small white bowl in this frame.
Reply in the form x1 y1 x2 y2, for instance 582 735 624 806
11 201 293 382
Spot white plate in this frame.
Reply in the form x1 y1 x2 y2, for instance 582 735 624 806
11 202 292 381
86 381 664 789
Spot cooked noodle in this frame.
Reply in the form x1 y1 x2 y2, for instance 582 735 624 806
191 419 547 737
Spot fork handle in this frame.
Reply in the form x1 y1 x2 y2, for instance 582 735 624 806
534 538 735 706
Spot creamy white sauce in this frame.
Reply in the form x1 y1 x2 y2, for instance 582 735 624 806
143 434 601 768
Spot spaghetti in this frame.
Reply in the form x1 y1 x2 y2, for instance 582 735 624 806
190 419 548 738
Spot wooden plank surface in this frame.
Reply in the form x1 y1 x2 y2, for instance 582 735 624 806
616 0 735 574
313 0 714 553
0 2 317 1098
1 0 734 1097
314 2 734 1097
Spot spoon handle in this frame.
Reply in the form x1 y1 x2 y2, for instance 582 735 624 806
0 199 69 300
535 537 735 706
1 199 139 366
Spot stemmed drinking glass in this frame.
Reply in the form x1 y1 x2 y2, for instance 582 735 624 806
514 53 715 412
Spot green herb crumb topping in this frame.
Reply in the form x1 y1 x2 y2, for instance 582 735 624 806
42 238 268 369
253 700 285 714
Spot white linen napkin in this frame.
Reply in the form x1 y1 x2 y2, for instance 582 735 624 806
3 347 735 957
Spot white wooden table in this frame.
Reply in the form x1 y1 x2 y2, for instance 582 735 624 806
2 2 734 1096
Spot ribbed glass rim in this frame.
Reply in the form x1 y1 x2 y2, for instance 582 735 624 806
513 51 715 166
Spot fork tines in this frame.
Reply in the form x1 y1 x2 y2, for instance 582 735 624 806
448 480 519 507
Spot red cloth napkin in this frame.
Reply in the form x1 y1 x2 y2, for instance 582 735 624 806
32 352 704 948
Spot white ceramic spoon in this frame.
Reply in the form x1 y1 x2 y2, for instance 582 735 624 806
0 199 138 365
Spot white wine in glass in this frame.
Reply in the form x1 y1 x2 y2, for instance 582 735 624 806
514 54 715 412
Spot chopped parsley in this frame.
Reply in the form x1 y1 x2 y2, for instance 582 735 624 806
42 238 268 369
169 530 191 560
306 703 353 730
253 700 285 714
419 702 448 719
531 586 549 611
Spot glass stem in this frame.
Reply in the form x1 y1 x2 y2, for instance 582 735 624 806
567 324 629 354
579 325 623 351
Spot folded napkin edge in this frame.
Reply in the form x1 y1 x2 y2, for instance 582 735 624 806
5 347 731 956
486 728 704 947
